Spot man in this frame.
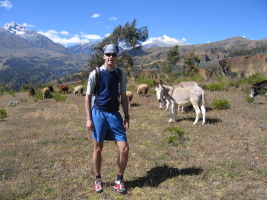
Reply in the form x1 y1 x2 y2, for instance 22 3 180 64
85 44 130 194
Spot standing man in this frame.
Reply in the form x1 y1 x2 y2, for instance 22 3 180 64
85 44 130 194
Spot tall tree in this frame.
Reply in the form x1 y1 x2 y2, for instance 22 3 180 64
87 19 148 72
160 45 180 74
182 51 200 75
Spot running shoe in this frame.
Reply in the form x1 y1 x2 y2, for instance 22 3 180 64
114 179 126 193
94 178 103 193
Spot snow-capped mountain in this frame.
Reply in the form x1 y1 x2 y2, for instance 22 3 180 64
142 35 190 48
4 21 32 35
3 22 71 55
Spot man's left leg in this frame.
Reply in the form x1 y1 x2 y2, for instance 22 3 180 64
114 141 129 193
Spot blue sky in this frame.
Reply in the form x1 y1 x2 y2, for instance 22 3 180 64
1 0 266 46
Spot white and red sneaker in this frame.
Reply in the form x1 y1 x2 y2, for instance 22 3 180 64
114 179 126 193
94 178 103 193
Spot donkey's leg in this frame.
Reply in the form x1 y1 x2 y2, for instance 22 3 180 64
192 104 200 125
200 105 206 124
168 102 177 122
174 103 178 121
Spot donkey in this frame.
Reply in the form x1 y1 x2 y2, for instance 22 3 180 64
157 81 198 113
250 80 267 100
155 80 206 125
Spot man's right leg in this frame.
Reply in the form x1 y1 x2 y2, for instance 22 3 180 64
93 139 104 193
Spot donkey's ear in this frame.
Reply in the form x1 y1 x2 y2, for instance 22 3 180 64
160 80 163 84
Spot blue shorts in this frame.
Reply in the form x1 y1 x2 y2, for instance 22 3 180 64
91 108 127 143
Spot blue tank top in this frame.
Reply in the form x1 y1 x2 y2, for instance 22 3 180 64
93 69 120 112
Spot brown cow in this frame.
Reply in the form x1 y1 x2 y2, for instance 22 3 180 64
57 85 69 94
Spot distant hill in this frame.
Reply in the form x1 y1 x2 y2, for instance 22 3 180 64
0 22 89 90
67 41 99 58
1 22 267 90
131 36 267 77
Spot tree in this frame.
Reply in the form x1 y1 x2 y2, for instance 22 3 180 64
182 51 200 75
160 45 179 74
87 19 148 73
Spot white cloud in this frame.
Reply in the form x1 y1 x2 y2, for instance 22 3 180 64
182 38 187 42
38 29 102 46
92 13 100 18
0 0 12 9
142 35 188 46
22 23 35 28
81 33 102 40
109 17 117 20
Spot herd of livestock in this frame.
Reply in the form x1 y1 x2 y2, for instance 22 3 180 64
26 79 267 125
28 85 84 99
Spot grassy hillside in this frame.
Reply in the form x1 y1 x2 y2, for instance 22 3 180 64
0 82 267 199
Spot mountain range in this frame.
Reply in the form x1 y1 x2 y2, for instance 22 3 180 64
1 22 267 90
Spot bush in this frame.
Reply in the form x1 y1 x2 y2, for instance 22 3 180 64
34 92 43 101
228 78 244 88
166 127 185 145
135 77 155 88
0 109 7 120
127 84 137 92
53 93 67 101
211 99 231 110
203 82 227 91
246 73 265 85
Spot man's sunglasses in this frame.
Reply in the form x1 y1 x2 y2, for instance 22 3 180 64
105 53 117 57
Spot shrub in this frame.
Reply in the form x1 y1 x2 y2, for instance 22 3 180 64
127 84 136 92
135 77 155 88
203 82 227 91
166 127 185 145
246 73 265 85
228 78 244 88
0 109 7 120
34 92 43 101
53 93 67 101
211 99 231 110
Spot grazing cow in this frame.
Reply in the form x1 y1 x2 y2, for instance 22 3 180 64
250 80 267 100
42 87 51 99
155 80 206 125
73 85 83 96
57 85 69 94
126 91 133 107
28 87 35 98
137 84 149 97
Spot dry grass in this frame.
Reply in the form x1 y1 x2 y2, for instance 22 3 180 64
0 86 267 199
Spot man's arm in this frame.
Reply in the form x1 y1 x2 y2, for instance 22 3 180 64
85 94 94 130
120 92 130 131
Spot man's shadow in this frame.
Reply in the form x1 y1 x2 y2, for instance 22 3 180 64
125 164 203 188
